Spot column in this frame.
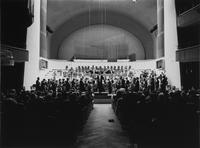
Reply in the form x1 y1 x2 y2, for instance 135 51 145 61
157 0 164 58
40 0 48 58
164 0 181 89
24 0 40 90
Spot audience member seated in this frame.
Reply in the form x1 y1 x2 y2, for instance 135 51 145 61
111 87 199 148
1 79 94 147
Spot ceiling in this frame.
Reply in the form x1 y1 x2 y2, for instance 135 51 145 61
47 0 157 31
46 0 157 60
58 25 145 60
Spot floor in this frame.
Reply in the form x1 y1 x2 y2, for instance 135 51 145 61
73 104 133 148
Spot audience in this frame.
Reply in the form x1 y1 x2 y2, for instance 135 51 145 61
1 79 94 146
112 84 199 147
1 66 199 147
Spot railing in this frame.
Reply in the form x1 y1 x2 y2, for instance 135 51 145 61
1 44 26 52
177 3 200 27
0 44 29 62
176 44 200 62
178 3 200 17
178 44 200 51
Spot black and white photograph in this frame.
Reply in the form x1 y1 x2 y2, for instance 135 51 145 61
1 0 200 148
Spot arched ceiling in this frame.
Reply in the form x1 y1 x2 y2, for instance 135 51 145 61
47 0 157 30
47 0 157 59
58 25 145 60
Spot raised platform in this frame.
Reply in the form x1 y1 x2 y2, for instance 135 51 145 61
94 92 112 104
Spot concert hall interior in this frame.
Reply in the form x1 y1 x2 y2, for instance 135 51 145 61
1 0 200 148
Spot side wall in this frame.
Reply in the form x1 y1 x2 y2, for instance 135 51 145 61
24 0 40 90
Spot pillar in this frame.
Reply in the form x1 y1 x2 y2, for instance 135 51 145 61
164 0 181 89
24 0 40 90
157 0 164 58
40 0 48 58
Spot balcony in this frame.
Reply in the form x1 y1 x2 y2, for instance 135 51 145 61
177 4 200 27
1 44 29 62
176 44 200 62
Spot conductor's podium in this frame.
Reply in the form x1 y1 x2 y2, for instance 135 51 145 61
94 92 113 104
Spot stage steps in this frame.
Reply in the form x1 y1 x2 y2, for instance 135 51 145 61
93 92 112 104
